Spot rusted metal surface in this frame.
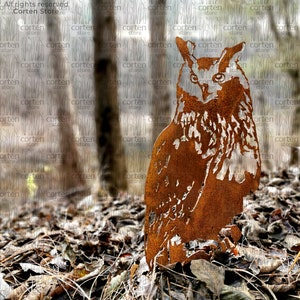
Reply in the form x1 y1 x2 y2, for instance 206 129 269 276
145 37 261 269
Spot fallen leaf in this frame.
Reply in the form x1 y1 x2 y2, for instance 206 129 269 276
221 284 255 300
106 270 127 296
284 234 300 251
238 245 283 274
190 259 224 296
0 273 11 300
49 256 68 270
169 290 186 300
20 263 45 274
135 274 157 298
267 178 285 186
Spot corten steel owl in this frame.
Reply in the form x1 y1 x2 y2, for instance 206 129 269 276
144 37 261 269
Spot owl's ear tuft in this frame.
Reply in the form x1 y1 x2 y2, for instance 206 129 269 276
218 42 245 71
231 42 245 61
176 37 196 66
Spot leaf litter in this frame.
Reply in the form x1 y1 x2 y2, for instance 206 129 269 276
1 168 300 299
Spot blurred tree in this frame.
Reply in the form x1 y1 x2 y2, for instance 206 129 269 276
91 0 127 196
258 94 272 170
268 1 300 165
44 0 86 190
149 0 170 144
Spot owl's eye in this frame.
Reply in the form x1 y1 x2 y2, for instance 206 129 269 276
212 73 225 83
190 73 198 83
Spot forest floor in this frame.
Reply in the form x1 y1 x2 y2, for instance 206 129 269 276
1 168 300 299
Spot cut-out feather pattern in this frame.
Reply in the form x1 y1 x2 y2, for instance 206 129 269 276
145 37 261 269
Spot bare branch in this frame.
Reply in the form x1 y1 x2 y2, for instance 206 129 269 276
267 5 281 44
283 0 292 37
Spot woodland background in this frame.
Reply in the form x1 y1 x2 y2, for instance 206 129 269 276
0 0 300 212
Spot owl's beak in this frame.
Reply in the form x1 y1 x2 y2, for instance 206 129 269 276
201 83 212 101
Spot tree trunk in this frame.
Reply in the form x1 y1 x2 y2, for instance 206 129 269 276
91 0 127 196
149 0 170 144
268 4 300 165
258 94 273 171
44 1 86 190
290 106 300 165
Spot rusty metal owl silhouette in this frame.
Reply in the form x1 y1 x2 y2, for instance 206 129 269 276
144 37 261 269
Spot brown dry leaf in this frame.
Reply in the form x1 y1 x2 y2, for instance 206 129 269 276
238 245 283 274
221 284 255 300
265 282 296 293
58 219 83 235
1 241 52 264
267 220 287 241
3 169 300 299
190 259 225 297
284 234 300 251
229 225 242 243
249 258 282 275
75 259 104 282
130 263 139 281
71 263 90 280
8 283 28 300
240 219 267 243
219 225 242 243
9 275 57 300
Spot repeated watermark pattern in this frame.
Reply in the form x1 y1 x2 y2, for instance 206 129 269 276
0 0 298 202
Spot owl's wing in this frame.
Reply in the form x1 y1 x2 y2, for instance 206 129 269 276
145 121 213 223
